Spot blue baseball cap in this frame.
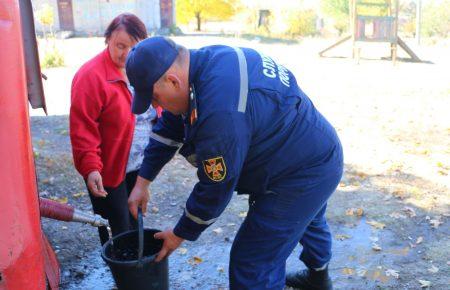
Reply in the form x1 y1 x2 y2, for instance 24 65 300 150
126 36 179 114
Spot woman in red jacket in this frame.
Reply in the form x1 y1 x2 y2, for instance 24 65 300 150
70 13 155 245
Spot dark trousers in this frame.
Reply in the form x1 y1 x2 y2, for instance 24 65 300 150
87 171 139 245
229 167 343 289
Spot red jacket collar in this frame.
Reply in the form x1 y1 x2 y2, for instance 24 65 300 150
103 48 125 82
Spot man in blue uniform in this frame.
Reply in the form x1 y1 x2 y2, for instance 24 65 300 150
126 36 343 290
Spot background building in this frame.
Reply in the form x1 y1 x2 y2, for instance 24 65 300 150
32 0 175 35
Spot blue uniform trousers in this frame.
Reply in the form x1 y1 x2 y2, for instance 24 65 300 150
229 166 342 289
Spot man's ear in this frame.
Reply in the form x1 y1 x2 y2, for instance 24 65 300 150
166 73 181 89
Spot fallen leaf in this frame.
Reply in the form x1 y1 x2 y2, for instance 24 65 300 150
367 220 386 229
385 269 399 279
239 211 247 218
213 227 223 234
427 265 439 273
345 208 364 217
151 207 159 214
438 170 448 176
335 234 352 241
177 248 188 255
342 268 355 275
389 212 406 219
372 243 382 251
72 192 86 198
356 172 368 179
217 266 225 273
356 268 367 277
192 256 203 264
403 207 416 217
418 279 431 288
416 236 424 244
349 179 361 186
392 189 406 199
429 219 443 228
51 196 68 204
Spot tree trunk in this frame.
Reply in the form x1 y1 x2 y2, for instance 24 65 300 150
195 12 201 31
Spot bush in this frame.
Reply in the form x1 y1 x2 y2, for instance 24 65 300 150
422 0 450 38
41 47 64 68
286 9 317 37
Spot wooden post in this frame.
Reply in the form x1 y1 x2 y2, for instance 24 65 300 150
392 0 399 64
416 0 422 45
351 0 357 59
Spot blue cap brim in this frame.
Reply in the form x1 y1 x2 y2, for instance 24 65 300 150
132 88 152 114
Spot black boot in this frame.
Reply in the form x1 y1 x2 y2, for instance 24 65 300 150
285 267 333 290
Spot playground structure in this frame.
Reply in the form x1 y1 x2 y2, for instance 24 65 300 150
319 0 421 63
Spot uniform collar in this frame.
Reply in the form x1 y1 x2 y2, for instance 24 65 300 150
187 49 200 125
103 48 126 83
188 49 199 85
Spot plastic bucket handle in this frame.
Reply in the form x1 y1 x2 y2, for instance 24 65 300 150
137 207 144 267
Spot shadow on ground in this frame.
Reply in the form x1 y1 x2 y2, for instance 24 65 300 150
32 116 448 290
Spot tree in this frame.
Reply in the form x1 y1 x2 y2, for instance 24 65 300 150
176 0 238 31
36 3 54 37
321 0 350 34
422 0 450 38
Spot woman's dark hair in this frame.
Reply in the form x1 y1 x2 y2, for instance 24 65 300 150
104 13 147 42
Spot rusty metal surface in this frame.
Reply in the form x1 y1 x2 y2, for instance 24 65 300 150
19 0 47 113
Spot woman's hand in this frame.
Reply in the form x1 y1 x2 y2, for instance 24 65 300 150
128 176 151 219
87 170 107 197
154 229 184 262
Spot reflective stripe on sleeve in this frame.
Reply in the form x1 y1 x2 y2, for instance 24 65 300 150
232 47 249 113
184 208 217 225
150 132 183 148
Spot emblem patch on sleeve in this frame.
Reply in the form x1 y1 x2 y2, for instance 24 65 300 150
202 156 227 182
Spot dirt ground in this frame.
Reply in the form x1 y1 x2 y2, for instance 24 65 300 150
32 36 449 289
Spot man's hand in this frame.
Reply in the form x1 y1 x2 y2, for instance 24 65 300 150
154 229 184 262
128 176 151 219
87 170 107 197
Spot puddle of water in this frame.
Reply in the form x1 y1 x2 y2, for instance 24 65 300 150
64 253 115 290
64 241 231 290
64 218 409 289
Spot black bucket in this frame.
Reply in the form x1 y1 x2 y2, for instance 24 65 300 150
101 210 168 290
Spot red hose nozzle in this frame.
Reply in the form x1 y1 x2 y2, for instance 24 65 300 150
39 197 108 227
